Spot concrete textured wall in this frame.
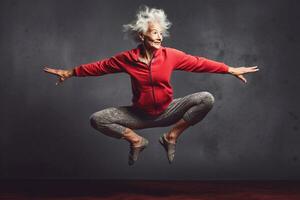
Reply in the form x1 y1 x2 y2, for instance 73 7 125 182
1 0 299 180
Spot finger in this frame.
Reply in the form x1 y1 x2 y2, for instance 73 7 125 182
242 66 258 70
43 67 52 73
55 79 61 86
238 75 247 83
243 68 259 74
249 66 259 70
44 68 59 75
56 81 63 86
249 68 259 73
43 67 55 72
56 77 65 86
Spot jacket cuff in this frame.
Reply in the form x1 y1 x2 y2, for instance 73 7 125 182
72 68 77 76
224 64 229 73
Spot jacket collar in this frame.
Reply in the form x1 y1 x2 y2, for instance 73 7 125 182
130 43 162 62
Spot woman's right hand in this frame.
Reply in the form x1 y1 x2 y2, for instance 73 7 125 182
43 67 74 85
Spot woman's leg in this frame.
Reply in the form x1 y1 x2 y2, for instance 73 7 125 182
156 91 215 143
90 106 157 165
146 91 215 163
89 106 152 147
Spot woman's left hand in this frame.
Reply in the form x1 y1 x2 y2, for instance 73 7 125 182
228 66 259 83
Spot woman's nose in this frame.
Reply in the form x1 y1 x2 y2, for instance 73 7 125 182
157 34 162 41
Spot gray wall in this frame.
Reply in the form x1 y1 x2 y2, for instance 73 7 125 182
1 0 299 180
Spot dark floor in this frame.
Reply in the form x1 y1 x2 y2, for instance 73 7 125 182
1 180 300 200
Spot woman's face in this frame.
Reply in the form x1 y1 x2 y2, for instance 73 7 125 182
141 22 163 50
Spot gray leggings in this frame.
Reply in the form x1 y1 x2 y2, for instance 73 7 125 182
90 91 215 139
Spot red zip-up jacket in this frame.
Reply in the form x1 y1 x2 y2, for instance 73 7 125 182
74 45 229 116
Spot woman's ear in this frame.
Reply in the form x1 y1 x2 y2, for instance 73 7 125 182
138 33 144 42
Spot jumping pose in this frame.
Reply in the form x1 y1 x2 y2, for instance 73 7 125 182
44 6 259 165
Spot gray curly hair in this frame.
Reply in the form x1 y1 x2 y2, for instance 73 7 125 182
123 6 172 43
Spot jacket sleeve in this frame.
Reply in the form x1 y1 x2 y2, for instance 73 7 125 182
172 48 229 73
73 53 125 77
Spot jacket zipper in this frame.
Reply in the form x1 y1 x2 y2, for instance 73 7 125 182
148 57 157 114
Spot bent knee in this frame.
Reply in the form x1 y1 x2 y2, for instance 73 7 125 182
192 91 215 107
89 113 100 129
89 107 118 128
89 112 109 128
202 91 215 106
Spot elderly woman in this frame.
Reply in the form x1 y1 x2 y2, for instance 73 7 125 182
44 6 258 165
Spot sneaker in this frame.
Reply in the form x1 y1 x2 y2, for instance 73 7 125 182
128 137 149 166
159 133 176 164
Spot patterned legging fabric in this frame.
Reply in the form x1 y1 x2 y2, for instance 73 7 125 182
90 91 215 139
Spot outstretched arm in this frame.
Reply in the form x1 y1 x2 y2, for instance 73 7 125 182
228 66 259 83
172 48 229 73
171 48 259 83
43 53 126 85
